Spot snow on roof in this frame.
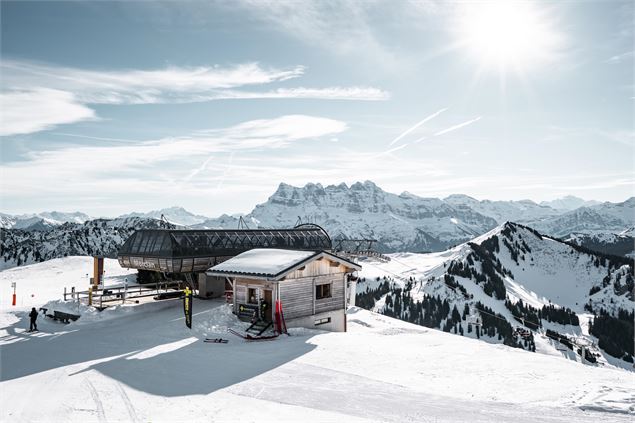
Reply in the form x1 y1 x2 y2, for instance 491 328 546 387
208 249 318 278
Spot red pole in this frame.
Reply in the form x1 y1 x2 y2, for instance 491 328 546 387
12 293 16 306
12 282 16 306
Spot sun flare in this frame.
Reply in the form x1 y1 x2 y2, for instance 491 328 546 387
458 1 561 70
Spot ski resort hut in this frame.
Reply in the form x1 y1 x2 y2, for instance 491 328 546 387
207 249 361 332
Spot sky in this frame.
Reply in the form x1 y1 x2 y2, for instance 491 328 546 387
0 0 633 217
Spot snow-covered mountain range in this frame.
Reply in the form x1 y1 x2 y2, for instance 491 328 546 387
1 181 633 269
0 211 92 231
119 206 210 227
540 195 601 211
358 222 634 367
196 181 500 252
197 182 634 253
0 217 173 271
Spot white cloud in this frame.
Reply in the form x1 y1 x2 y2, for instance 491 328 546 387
2 60 306 105
0 89 96 136
605 51 633 64
208 86 389 101
1 60 389 104
206 115 348 144
0 113 457 215
0 60 388 135
0 115 348 200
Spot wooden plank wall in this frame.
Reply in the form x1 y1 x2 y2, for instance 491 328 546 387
285 258 352 280
235 284 247 305
230 257 351 321
280 274 345 320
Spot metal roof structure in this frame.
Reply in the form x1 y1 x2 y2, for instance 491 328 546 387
117 224 332 273
207 248 361 281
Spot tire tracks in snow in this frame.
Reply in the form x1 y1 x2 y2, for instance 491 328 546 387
86 379 106 423
116 382 140 423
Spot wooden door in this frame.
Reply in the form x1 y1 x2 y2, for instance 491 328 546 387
263 289 273 321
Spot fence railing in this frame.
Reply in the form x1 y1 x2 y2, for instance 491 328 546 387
64 281 186 309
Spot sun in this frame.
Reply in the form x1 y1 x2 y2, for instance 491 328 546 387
457 1 561 71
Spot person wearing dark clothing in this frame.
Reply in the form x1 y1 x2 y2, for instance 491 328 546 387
29 307 38 332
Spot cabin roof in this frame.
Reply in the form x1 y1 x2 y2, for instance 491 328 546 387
206 248 360 280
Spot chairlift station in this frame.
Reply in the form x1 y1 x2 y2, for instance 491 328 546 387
115 224 360 332
117 225 332 273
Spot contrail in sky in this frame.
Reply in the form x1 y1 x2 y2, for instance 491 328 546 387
383 143 409 155
52 132 142 144
370 143 409 159
184 156 214 182
388 107 448 146
434 116 482 136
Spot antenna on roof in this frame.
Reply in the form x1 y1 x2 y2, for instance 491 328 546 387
238 216 250 230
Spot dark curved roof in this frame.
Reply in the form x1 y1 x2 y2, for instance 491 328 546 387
118 226 332 260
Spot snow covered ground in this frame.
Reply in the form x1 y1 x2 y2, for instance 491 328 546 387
1 257 634 422
0 256 136 310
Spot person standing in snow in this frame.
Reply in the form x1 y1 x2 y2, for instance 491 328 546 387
28 307 38 332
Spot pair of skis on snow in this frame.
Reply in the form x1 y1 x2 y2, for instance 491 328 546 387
228 328 279 341
204 330 279 343
203 338 228 343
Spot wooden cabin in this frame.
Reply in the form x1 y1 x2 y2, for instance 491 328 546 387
206 249 361 332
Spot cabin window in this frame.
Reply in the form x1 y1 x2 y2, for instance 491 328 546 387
247 288 258 304
316 283 331 300
314 317 331 326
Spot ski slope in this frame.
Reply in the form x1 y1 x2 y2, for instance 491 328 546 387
1 257 634 422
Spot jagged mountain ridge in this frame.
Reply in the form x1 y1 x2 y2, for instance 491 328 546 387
0 217 174 271
357 222 634 366
196 182 634 253
197 181 500 252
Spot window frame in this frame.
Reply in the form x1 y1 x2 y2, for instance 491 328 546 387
247 287 258 304
315 283 332 300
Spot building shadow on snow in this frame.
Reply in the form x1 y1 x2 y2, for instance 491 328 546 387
0 299 316 396
70 336 316 396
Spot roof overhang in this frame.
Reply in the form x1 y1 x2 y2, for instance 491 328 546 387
206 250 361 281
